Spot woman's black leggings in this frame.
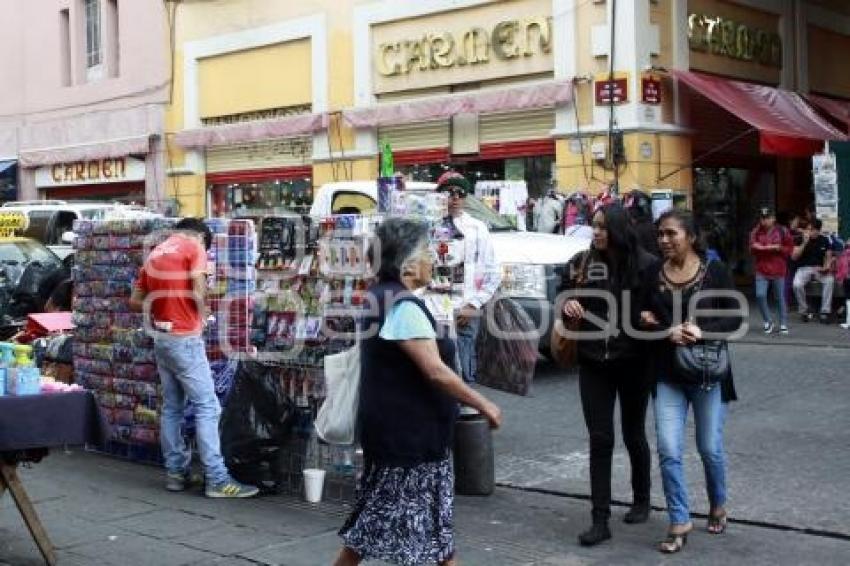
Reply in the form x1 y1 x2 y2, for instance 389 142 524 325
579 359 652 521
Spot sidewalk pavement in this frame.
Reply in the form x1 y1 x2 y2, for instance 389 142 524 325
2 450 847 565
736 297 849 348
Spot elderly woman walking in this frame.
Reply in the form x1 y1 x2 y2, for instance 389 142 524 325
334 218 502 566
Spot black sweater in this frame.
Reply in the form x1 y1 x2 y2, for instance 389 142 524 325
358 280 459 467
558 248 657 366
644 260 742 402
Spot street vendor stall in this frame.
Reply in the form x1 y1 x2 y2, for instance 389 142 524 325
0 390 104 565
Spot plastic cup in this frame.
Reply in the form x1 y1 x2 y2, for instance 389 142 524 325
303 468 326 503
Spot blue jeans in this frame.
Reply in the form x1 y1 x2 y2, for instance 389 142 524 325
154 335 230 485
755 274 787 326
654 381 727 526
455 316 481 383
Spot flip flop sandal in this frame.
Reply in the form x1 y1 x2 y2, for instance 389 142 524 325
707 513 728 534
658 531 689 554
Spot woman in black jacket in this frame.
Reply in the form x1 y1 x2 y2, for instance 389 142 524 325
559 203 656 546
640 208 744 554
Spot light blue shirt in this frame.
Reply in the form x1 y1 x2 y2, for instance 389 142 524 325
379 301 436 341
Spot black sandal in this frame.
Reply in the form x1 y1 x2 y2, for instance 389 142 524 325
658 525 692 554
707 512 728 534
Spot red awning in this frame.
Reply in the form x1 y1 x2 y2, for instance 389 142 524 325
807 94 850 133
671 70 846 157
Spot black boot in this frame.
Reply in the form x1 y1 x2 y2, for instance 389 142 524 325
623 502 650 524
578 521 612 546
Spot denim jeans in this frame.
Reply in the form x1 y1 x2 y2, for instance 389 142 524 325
755 274 787 326
455 316 481 383
154 335 230 485
654 381 727 526
792 266 834 314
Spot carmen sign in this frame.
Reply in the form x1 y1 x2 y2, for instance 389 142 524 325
35 157 146 188
688 13 782 68
376 17 552 77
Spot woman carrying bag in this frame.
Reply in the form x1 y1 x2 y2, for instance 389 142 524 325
558 203 656 547
640 208 744 554
334 218 501 566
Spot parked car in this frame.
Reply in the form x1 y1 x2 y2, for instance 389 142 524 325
309 181 590 358
0 236 66 323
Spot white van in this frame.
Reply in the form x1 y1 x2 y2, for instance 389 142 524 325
2 200 159 260
310 181 590 355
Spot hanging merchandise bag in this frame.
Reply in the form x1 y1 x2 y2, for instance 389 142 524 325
475 297 538 396
220 362 295 487
315 345 360 445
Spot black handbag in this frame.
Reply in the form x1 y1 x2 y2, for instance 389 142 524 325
672 261 731 390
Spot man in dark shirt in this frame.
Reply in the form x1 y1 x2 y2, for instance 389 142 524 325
791 219 835 322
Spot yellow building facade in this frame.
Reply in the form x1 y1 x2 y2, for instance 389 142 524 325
163 0 850 220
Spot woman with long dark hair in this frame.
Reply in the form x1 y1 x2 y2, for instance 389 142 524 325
558 203 656 546
641 208 742 554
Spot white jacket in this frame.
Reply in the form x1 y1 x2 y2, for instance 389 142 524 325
422 212 502 324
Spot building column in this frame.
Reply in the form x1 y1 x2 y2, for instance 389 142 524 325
18 167 37 201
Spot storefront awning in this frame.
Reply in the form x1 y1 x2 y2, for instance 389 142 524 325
807 94 850 133
174 113 330 150
671 70 847 157
0 160 15 175
18 136 151 168
342 79 574 129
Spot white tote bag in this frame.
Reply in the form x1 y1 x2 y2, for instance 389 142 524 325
315 345 360 445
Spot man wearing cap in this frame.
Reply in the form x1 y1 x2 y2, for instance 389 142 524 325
432 171 502 383
750 207 794 334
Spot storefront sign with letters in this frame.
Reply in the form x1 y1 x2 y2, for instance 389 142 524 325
35 157 146 187
377 17 552 78
688 13 782 68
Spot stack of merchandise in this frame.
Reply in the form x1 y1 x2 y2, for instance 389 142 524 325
71 218 175 461
204 218 256 364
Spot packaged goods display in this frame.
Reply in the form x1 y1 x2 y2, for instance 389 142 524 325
204 218 257 361
72 218 176 452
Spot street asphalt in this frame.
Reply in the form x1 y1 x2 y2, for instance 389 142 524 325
1 317 848 565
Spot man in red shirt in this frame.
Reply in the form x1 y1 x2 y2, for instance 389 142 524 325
130 218 258 498
750 208 794 334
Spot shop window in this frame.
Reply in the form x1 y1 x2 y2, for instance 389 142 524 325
59 9 72 86
84 0 103 79
105 0 119 78
398 155 554 198
209 178 313 219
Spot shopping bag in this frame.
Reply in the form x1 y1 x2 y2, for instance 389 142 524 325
475 297 538 396
220 362 295 470
550 318 579 369
315 345 360 445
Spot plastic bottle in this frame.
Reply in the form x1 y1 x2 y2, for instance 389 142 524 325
13 344 40 396
0 342 15 396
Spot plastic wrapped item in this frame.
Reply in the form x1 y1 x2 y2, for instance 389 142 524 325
131 363 159 382
220 362 295 486
474 297 538 396
130 425 158 445
210 359 238 405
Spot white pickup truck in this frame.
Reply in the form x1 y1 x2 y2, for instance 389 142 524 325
309 181 590 354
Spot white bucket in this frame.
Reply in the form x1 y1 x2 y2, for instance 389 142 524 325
303 468 326 503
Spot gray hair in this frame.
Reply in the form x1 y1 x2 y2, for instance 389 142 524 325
371 218 430 282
